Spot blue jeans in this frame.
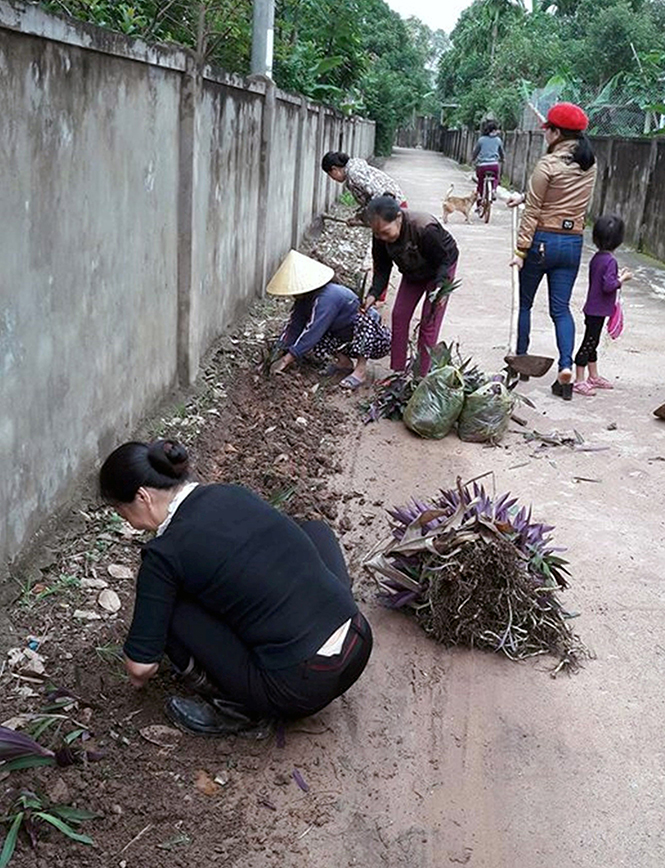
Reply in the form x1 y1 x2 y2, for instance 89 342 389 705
517 231 583 371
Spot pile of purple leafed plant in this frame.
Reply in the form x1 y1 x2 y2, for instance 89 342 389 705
364 478 589 674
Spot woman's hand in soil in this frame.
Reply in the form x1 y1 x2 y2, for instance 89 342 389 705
125 658 159 688
360 295 377 315
619 268 633 284
271 353 294 375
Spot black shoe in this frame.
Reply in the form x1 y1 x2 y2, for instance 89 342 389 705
165 695 273 739
551 380 572 401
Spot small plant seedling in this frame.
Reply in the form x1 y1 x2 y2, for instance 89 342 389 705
156 833 191 850
103 511 124 534
32 574 80 602
0 790 98 867
268 485 297 511
13 573 80 610
10 575 37 608
94 642 124 665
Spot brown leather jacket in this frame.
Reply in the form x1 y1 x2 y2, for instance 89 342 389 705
517 140 596 252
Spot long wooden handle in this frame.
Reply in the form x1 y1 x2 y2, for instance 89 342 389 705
508 206 520 356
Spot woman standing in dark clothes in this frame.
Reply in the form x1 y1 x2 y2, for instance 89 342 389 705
99 440 372 737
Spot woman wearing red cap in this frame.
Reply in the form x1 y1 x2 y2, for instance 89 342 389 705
508 103 596 400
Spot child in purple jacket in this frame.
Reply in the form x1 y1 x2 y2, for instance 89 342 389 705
573 215 632 396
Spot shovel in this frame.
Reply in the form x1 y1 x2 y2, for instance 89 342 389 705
504 205 554 378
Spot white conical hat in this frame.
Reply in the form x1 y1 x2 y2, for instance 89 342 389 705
266 250 334 297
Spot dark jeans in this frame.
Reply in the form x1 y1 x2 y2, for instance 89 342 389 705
517 231 583 371
165 520 372 719
574 315 605 366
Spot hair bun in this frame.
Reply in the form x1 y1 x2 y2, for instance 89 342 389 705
147 440 189 479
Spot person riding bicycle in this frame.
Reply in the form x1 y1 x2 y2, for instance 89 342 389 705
472 120 504 206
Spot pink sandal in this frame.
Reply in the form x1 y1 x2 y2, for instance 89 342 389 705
588 375 614 390
573 380 596 396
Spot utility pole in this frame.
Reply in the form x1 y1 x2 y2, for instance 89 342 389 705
251 0 275 79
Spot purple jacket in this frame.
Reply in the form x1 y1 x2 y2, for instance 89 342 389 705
584 251 621 317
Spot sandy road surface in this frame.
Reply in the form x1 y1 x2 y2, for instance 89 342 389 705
301 148 665 868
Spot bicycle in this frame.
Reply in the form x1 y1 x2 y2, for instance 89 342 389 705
476 169 497 224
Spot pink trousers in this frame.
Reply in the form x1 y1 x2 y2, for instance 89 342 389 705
476 163 499 197
391 262 457 377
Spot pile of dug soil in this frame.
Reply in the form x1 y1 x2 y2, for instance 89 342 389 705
301 202 372 293
193 356 346 524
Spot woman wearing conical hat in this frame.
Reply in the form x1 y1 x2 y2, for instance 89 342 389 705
267 250 390 390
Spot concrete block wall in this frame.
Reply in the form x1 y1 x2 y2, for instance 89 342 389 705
641 142 665 262
191 77 265 374
0 0 374 566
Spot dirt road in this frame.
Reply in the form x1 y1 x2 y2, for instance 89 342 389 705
301 148 665 867
3 148 664 868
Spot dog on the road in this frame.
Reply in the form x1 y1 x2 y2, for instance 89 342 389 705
442 184 476 224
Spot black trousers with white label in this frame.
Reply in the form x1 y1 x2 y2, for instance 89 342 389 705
166 521 372 718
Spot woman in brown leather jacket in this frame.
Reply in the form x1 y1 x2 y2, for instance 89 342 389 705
508 103 596 400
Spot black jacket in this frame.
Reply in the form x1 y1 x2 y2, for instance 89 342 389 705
123 485 357 669
369 210 458 300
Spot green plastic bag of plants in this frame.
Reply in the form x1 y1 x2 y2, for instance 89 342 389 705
458 380 516 443
403 366 465 439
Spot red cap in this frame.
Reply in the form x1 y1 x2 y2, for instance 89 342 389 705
543 102 589 132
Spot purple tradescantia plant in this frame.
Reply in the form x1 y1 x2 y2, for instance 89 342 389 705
376 588 419 609
0 727 54 763
367 479 586 671
389 480 569 589
0 723 105 774
0 727 55 773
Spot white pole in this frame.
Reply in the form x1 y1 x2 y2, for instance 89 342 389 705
508 205 522 356
251 0 275 78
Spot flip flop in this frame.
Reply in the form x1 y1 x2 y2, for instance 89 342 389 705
340 374 365 390
323 363 354 378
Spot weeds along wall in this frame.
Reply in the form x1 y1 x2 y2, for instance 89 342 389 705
427 125 665 263
0 0 375 566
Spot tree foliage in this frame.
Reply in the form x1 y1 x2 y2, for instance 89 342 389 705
437 0 665 133
39 0 436 153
